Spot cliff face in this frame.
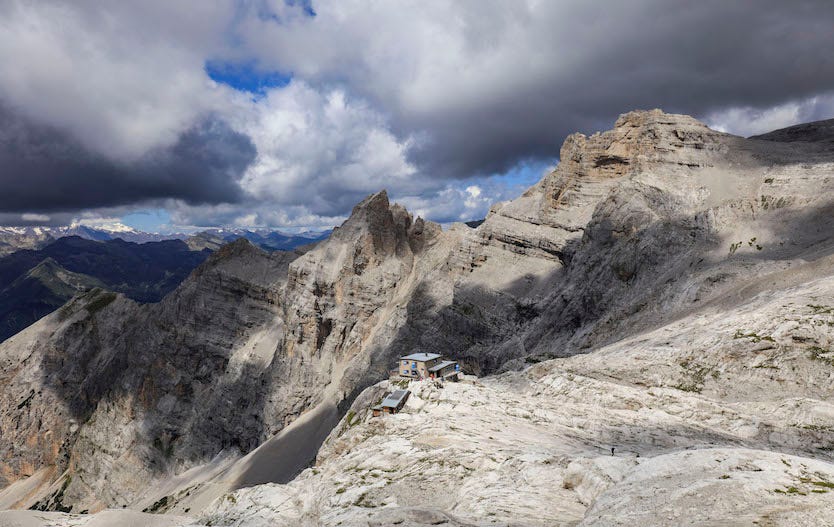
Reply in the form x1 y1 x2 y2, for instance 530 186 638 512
0 190 449 512
2 110 834 519
0 241 297 510
410 109 834 370
195 111 834 527
277 190 442 407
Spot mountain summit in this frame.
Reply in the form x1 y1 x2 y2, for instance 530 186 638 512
2 110 834 525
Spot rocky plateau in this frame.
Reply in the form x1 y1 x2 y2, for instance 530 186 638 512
2 110 834 525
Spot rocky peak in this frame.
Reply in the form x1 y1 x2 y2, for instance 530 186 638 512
324 190 439 273
277 190 443 409
557 109 725 181
612 108 708 130
211 236 259 258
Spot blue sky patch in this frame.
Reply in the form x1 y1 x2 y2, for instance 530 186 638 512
495 157 558 188
206 60 292 95
121 209 172 233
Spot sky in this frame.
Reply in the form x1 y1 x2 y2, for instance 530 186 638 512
1 1 833 233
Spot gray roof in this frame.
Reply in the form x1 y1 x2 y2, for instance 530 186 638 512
428 360 457 373
400 352 441 362
381 389 410 408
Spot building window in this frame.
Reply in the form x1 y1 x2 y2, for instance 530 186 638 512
403 370 409 375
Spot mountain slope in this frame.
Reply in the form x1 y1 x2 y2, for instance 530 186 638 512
0 225 331 257
0 237 211 341
2 111 834 525
0 258 105 342
0 192 445 512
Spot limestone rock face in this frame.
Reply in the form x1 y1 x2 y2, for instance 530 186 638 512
4 110 834 525
0 241 299 511
0 190 448 512
415 110 834 371
201 262 834 525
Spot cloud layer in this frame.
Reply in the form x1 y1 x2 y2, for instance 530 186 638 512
0 105 254 211
1 1 833 229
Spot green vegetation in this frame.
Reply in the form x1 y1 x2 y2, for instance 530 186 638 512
673 359 719 393
800 423 833 432
143 496 170 513
773 473 834 497
673 381 702 393
809 346 834 366
354 492 376 508
345 410 360 427
761 195 789 211
85 290 118 315
57 301 76 321
808 304 834 315
733 330 775 343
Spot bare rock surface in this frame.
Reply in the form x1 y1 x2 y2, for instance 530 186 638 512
0 509 198 527
202 263 834 525
3 111 834 526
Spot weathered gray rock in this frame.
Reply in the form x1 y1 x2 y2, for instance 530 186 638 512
0 188 449 512
0 241 300 511
4 110 834 526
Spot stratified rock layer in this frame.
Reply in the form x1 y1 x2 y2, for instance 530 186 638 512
3 110 834 525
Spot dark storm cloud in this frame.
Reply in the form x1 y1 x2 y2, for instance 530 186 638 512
0 105 255 212
2 1 834 227
246 0 834 179
397 0 834 178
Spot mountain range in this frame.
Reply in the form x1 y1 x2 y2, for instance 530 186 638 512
0 225 331 256
2 110 834 526
0 237 211 342
0 227 331 342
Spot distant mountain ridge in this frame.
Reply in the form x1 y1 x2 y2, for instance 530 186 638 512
0 226 331 342
0 225 331 256
0 236 211 341
184 228 330 251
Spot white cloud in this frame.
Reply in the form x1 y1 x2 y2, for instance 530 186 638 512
1 1 833 230
397 173 538 225
704 93 834 137
68 216 137 233
21 213 50 222
0 1 235 159
233 82 417 216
